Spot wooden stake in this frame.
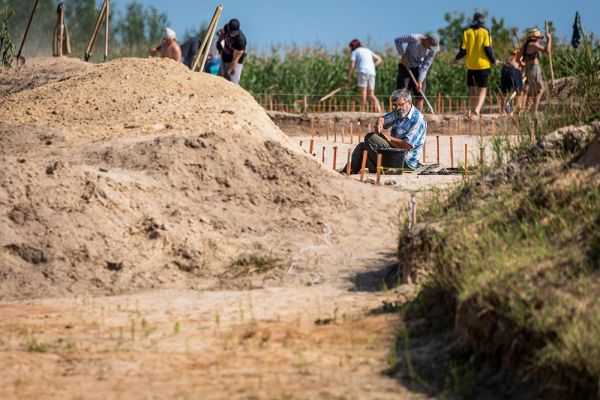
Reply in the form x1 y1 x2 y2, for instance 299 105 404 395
346 149 351 176
480 146 484 166
359 150 367 182
350 123 354 144
333 146 338 170
376 153 382 185
334 125 337 143
309 138 314 155
464 143 468 176
303 95 308 113
449 96 452 113
310 117 314 137
326 121 330 141
468 118 473 135
449 137 454 168
436 135 440 164
104 0 110 61
341 127 345 143
479 117 483 134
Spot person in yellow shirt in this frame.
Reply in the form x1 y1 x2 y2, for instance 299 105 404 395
454 12 499 117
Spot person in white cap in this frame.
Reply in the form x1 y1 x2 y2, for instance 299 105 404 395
149 27 182 63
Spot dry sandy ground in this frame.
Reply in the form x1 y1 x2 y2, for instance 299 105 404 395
0 57 473 399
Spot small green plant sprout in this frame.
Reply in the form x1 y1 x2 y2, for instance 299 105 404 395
25 336 47 353
174 321 181 335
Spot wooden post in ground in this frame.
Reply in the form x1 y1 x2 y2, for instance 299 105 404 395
357 123 362 142
309 138 314 155
480 146 484 166
321 147 326 163
326 121 330 141
346 149 351 176
436 135 440 164
450 137 454 168
457 117 462 135
310 117 314 137
332 146 338 170
359 150 367 182
468 118 473 135
376 153 382 185
449 96 452 113
350 123 354 144
341 127 345 143
422 140 427 163
479 117 483 134
464 143 468 176
437 93 441 113
303 95 308 113
334 124 337 143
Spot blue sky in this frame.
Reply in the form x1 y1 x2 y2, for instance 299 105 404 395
137 0 599 50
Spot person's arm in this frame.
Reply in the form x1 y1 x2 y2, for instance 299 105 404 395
483 30 497 64
226 49 244 75
394 35 411 56
418 51 435 83
346 60 355 81
455 31 467 60
543 32 552 53
387 136 412 150
149 43 160 56
373 52 382 67
174 44 182 63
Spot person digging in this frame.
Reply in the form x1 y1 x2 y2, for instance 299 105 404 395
342 88 427 174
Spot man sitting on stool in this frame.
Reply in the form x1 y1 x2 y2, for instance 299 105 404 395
345 88 427 173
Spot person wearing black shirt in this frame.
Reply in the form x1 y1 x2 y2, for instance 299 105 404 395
217 19 247 85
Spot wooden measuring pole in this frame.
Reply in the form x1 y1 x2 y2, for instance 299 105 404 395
463 143 468 176
191 4 223 72
322 146 326 163
309 138 314 155
104 0 110 61
376 153 382 185
346 149 351 176
332 146 338 170
84 0 108 61
449 137 454 168
359 150 367 182
436 135 440 164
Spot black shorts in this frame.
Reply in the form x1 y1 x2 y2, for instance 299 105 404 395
396 64 425 100
467 69 490 88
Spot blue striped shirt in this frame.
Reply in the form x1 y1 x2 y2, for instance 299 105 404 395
382 106 427 169
394 34 437 81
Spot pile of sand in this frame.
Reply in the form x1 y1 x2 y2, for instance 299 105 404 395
0 57 398 300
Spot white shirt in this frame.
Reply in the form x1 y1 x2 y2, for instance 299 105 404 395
351 47 377 76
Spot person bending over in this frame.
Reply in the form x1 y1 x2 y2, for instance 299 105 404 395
345 39 382 113
344 88 427 173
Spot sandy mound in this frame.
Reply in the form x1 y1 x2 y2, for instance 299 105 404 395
0 58 400 300
0 57 91 99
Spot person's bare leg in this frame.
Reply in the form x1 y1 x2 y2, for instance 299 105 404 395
474 87 487 115
415 99 424 112
469 86 478 114
368 89 381 113
533 87 544 114
358 87 367 112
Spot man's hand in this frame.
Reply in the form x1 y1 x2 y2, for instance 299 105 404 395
401 54 409 66
416 80 423 93
375 117 384 134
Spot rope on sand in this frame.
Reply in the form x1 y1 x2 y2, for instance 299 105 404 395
288 221 332 284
